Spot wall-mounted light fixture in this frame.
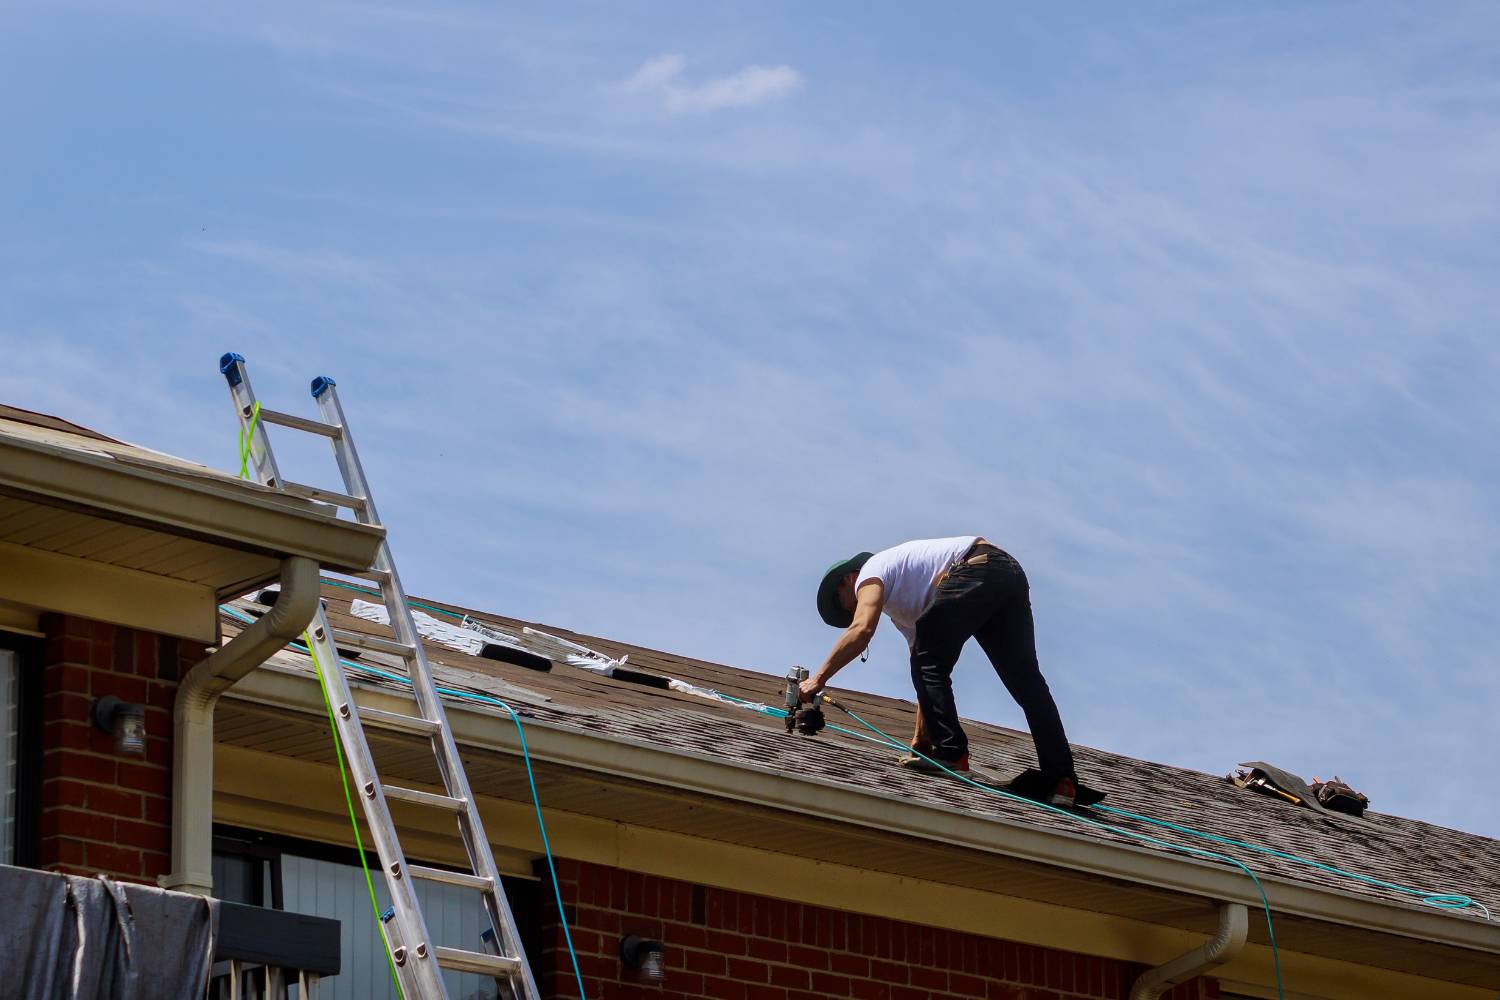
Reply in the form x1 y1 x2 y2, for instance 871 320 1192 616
620 934 665 982
92 696 147 757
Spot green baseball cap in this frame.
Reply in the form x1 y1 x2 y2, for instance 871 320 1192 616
817 552 874 628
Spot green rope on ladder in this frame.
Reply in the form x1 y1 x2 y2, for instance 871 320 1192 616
305 631 406 1000
238 401 262 479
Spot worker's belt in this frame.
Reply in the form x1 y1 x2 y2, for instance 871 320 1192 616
934 539 1003 588
959 538 1002 565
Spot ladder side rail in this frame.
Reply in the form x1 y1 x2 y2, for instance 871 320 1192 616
311 380 541 1000
303 612 451 999
220 354 286 489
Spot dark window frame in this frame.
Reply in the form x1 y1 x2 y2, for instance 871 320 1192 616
1 631 43 868
212 824 543 970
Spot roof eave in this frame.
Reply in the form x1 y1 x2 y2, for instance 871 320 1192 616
0 434 384 574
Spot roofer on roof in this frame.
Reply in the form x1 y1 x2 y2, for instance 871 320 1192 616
805 536 1078 807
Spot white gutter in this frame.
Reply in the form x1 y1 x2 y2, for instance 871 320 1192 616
162 556 321 895
1129 902 1248 1000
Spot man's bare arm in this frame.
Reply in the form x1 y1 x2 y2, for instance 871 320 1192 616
801 580 884 701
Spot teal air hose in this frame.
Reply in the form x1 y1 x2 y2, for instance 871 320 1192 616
220 604 588 1000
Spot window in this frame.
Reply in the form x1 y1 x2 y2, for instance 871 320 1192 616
0 632 41 867
213 827 540 1000
0 649 17 865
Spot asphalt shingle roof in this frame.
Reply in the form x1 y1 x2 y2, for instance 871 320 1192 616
226 582 1500 929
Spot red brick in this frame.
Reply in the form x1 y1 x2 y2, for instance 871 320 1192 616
146 681 175 710
848 979 890 1000
768 967 808 990
141 850 172 880
786 945 827 971
1045 949 1064 990
830 954 870 977
706 888 728 928
42 836 86 865
143 794 170 825
43 690 90 722
949 971 986 995
576 954 616 980
44 663 90 695
870 959 909 985
910 965 946 991
745 986 785 1000
686 951 727 975
671 972 706 995
89 671 148 703
701 977 748 1000
42 778 88 808
61 637 93 665
42 807 114 842
745 939 786 963
115 818 168 852
43 750 115 784
810 972 852 996
44 720 97 751
672 924 707 949
85 841 142 876
135 633 158 672
707 931 747 956
727 958 769 983
736 895 755 935
144 734 169 766
116 761 168 795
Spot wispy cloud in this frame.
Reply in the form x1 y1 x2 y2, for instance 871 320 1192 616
619 53 803 114
187 239 386 285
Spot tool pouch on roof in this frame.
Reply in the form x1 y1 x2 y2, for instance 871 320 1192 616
1312 777 1369 817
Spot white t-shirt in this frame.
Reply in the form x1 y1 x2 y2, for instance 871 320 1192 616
856 536 978 647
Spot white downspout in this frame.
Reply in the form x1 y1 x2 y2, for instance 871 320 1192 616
1129 902 1249 1000
161 555 321 895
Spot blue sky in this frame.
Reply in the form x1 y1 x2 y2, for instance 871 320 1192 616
3 3 1498 839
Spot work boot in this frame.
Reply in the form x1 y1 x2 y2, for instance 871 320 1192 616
1049 776 1078 808
898 751 970 777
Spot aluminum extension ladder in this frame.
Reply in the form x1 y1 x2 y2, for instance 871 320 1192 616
219 353 540 1000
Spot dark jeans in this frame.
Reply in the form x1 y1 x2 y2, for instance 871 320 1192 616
910 545 1075 778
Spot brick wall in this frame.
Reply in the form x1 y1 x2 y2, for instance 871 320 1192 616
37 613 206 883
539 859 1218 1000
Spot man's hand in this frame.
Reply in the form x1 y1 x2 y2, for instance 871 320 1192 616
799 676 825 703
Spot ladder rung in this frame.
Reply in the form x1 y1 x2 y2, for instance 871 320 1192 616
280 480 368 512
408 864 492 891
358 706 440 738
332 628 415 658
384 785 465 813
434 947 522 977
346 568 392 586
256 407 342 438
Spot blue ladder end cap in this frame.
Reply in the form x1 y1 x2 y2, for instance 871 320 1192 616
310 375 336 399
219 352 246 387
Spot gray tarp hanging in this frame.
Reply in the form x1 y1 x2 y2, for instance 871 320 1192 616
0 865 218 1000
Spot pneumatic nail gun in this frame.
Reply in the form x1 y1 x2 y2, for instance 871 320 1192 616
783 666 826 736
